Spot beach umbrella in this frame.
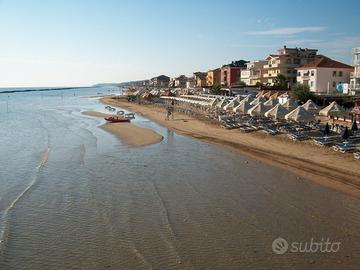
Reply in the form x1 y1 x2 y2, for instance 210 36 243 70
263 98 278 107
223 99 240 111
323 123 331 136
282 99 298 111
209 98 220 107
250 96 267 106
256 90 265 98
319 101 345 117
302 99 320 114
264 104 289 120
242 94 255 103
248 102 268 117
233 100 252 113
342 126 351 140
285 106 316 123
269 92 280 100
351 120 358 132
233 95 242 102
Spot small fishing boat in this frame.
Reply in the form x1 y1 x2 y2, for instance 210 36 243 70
104 116 130 123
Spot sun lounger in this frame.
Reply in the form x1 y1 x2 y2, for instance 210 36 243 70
313 137 338 146
332 143 356 153
288 132 309 141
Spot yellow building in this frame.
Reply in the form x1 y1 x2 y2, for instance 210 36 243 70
263 46 318 86
206 68 221 87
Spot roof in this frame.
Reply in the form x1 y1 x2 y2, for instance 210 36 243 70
297 56 353 70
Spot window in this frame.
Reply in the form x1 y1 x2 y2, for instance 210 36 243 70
339 71 343 77
311 70 314 76
297 72 301 76
286 58 291 64
287 70 291 74
310 81 314 87
333 81 336 87
333 71 336 77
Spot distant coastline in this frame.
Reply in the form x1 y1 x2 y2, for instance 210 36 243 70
0 86 93 94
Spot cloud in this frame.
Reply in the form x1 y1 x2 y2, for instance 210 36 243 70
247 26 325 36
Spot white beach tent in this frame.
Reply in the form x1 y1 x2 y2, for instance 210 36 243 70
223 99 240 111
248 102 268 116
285 106 316 123
250 96 267 106
263 98 278 107
282 99 298 111
216 99 228 109
209 98 220 107
233 100 252 113
242 94 255 103
264 104 289 120
318 101 346 117
302 99 320 114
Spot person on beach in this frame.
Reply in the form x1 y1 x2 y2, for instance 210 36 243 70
166 106 172 120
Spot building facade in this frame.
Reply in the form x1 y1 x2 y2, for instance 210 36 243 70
193 72 207 87
206 68 221 87
220 66 241 87
263 46 318 85
296 56 353 94
350 47 360 93
240 60 267 86
150 75 170 87
169 75 187 88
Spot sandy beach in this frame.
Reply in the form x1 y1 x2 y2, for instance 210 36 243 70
82 110 163 147
100 96 360 197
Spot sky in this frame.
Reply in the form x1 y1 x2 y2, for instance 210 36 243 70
0 0 359 87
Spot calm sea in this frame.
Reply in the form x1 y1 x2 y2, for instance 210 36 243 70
0 87 359 269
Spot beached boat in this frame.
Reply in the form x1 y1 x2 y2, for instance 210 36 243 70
104 116 130 123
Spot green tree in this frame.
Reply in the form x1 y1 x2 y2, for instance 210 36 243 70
210 83 221 95
291 83 315 103
238 81 247 87
273 74 288 89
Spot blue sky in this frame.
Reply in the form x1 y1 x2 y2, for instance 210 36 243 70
0 0 359 87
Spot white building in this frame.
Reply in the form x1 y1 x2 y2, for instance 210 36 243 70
240 60 267 86
350 47 360 94
296 56 353 94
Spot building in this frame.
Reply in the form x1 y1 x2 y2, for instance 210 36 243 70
350 47 360 94
193 72 207 87
149 75 170 87
206 68 221 87
186 77 195 88
220 66 241 87
169 75 188 88
240 60 267 86
174 75 188 88
263 46 318 86
296 56 353 94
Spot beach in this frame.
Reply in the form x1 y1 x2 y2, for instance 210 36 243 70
2 87 360 269
101 96 360 197
82 111 163 147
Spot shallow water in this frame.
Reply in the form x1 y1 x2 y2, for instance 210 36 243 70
0 87 359 269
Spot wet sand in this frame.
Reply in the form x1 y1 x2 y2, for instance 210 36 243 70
82 111 163 147
100 96 360 197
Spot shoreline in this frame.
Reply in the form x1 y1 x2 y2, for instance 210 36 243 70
82 110 163 147
100 96 360 197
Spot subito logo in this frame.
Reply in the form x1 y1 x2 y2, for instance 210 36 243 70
272 237 289 255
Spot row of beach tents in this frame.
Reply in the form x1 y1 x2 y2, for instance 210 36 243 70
161 94 349 123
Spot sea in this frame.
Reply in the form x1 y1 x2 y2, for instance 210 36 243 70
0 86 359 269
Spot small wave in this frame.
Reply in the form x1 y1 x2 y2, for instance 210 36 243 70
0 147 50 252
